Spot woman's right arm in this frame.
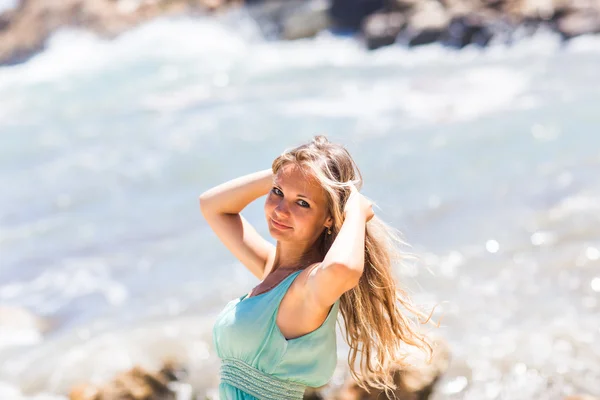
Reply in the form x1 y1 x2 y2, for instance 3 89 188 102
199 169 275 280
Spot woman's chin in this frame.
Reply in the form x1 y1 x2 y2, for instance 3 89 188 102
268 226 282 236
268 225 291 240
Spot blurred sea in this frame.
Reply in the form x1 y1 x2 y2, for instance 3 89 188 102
0 0 17 13
0 11 599 400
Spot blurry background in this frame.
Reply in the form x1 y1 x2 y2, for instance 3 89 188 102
0 0 599 399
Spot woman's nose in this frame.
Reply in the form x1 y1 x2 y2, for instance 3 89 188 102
274 200 290 216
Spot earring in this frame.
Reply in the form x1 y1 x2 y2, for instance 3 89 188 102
327 228 332 235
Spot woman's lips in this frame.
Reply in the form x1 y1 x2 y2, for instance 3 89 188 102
271 218 291 230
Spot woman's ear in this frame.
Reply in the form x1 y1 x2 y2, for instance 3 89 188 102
324 216 333 229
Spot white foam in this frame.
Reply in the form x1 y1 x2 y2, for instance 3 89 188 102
280 65 531 124
566 33 600 53
0 257 129 314
400 66 532 123
0 30 109 87
0 329 43 349
141 83 213 113
0 16 251 87
4 13 598 91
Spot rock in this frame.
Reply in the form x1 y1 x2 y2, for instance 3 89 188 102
362 11 406 49
329 0 385 31
69 384 101 400
392 0 421 12
402 0 450 46
556 8 600 39
304 386 326 399
514 0 559 20
69 360 188 400
0 0 237 66
281 0 331 40
330 336 451 400
244 0 330 40
2 0 600 67
442 14 494 48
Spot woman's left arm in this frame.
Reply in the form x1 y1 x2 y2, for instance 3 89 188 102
307 187 374 307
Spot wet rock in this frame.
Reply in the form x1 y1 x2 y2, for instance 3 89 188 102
69 360 188 400
328 336 451 400
556 8 600 39
0 0 237 66
402 0 450 46
442 14 494 48
363 11 406 49
329 0 385 31
281 0 330 40
244 0 330 40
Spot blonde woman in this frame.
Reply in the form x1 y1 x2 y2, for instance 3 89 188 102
200 136 431 399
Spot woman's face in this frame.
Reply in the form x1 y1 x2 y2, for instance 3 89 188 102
264 163 332 244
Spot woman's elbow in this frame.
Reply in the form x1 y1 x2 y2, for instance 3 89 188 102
198 193 214 216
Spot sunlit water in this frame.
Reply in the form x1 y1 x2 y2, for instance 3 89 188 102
0 11 599 400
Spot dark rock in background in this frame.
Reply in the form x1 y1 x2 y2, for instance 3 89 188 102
69 360 188 400
442 14 494 48
329 0 386 31
363 11 406 50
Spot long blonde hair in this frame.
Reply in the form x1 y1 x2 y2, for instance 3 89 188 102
272 135 433 395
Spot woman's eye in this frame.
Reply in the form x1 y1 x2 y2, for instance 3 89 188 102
272 187 283 196
297 200 310 208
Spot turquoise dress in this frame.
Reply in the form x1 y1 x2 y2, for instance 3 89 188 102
213 270 340 400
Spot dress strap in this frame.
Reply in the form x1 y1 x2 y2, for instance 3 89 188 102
270 269 302 301
275 270 302 295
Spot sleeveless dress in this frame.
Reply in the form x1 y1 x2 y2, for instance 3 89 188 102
212 270 340 400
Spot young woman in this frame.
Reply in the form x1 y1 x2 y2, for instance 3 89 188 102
200 136 431 399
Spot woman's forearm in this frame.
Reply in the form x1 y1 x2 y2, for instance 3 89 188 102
322 206 368 273
199 169 273 215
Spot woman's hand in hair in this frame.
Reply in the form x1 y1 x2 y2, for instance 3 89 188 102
344 184 374 222
312 183 373 306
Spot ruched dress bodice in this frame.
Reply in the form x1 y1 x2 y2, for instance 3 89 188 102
213 270 340 399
